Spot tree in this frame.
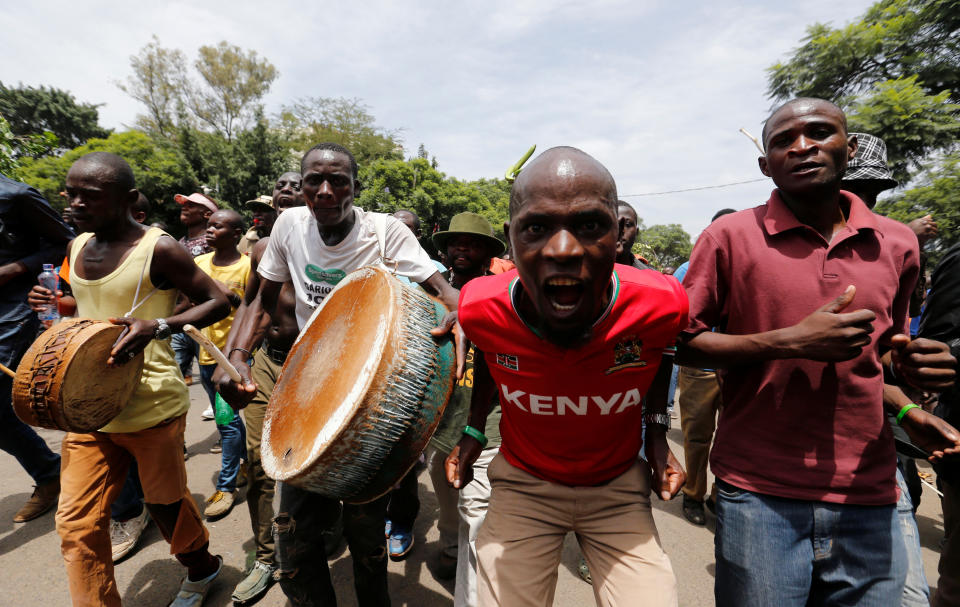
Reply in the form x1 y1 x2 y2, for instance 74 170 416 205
633 223 692 270
767 0 960 103
189 42 278 140
848 76 960 182
16 130 197 231
875 153 960 264
766 0 960 182
0 113 58 178
0 82 109 151
117 36 189 138
277 97 402 164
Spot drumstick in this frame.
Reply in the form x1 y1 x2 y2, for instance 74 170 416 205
0 361 14 379
182 324 243 383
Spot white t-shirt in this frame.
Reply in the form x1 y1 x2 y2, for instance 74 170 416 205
258 206 439 327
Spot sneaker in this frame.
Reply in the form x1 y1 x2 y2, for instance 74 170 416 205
13 477 60 523
669 407 680 420
201 406 215 421
231 560 274 605
682 495 706 526
184 375 195 386
111 508 151 561
203 490 236 519
209 440 221 454
169 555 222 607
384 518 392 538
388 526 414 561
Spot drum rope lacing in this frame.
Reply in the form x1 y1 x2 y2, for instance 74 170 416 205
27 319 98 428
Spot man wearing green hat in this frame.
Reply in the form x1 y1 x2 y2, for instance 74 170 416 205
424 213 506 593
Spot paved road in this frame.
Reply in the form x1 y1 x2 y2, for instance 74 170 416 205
0 378 946 606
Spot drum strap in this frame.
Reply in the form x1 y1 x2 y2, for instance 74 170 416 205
372 213 399 274
124 249 159 317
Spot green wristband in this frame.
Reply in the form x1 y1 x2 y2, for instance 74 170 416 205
463 425 488 447
896 403 921 425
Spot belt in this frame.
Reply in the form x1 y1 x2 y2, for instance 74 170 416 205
262 339 290 365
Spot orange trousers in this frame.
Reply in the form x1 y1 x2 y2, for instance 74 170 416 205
56 414 209 607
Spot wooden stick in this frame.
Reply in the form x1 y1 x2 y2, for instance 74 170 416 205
0 361 15 379
182 324 242 383
739 127 766 155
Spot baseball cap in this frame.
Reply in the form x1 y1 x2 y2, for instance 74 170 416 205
245 195 275 213
174 192 219 213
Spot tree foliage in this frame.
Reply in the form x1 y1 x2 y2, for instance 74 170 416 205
117 36 189 138
767 0 960 184
848 76 960 182
632 222 693 270
277 97 402 165
355 157 510 254
767 0 960 103
875 153 960 264
189 42 278 140
16 130 197 231
0 82 109 152
0 113 58 179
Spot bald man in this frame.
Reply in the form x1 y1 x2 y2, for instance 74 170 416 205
29 152 230 606
446 146 687 606
677 98 958 605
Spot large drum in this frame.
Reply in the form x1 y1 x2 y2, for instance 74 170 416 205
262 266 456 503
13 318 143 432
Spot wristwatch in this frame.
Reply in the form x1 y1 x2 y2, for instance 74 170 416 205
643 412 670 430
154 318 172 340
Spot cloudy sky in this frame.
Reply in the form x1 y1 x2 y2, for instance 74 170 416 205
4 0 875 239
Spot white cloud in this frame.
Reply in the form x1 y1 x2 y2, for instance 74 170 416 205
3 0 875 241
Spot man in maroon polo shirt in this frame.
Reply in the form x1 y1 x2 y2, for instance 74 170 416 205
677 97 958 606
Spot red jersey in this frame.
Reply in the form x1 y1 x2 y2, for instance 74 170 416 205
459 264 689 486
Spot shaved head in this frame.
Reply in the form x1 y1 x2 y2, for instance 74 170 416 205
71 152 136 192
509 147 617 217
210 208 244 231
762 98 847 150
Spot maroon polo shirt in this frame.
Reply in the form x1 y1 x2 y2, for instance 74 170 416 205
682 190 919 505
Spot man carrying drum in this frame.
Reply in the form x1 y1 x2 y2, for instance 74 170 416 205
220 142 461 607
28 152 231 607
446 146 687 607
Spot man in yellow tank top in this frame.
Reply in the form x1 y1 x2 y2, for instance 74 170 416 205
29 152 231 607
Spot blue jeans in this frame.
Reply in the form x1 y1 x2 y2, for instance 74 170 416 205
896 465 929 606
667 363 679 410
715 478 906 607
0 317 61 484
172 332 198 379
199 364 246 492
110 462 144 521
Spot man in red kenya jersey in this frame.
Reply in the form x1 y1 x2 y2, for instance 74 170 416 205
446 146 687 607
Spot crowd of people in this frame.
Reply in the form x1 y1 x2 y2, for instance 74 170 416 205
0 96 958 607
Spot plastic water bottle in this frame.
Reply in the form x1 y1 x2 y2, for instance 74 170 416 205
37 263 60 326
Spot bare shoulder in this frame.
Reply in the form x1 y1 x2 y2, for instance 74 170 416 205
252 237 270 265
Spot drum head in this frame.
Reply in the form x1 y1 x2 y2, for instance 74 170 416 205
264 267 396 479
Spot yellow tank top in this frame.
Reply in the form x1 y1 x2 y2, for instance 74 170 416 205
69 227 189 432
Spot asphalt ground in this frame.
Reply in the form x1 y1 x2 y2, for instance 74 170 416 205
0 376 946 606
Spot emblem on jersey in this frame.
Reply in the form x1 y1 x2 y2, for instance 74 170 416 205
496 353 519 371
606 337 646 374
304 265 346 285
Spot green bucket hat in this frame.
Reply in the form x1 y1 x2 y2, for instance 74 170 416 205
432 212 505 257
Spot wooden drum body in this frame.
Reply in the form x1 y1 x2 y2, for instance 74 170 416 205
262 266 456 503
13 318 143 432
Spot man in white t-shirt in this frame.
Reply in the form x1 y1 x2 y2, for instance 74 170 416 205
225 142 461 607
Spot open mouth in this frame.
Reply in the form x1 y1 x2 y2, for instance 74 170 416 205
791 161 823 174
543 277 584 312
